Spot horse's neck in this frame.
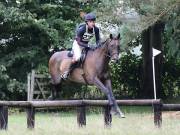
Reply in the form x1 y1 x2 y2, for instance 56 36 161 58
98 40 109 57
94 40 110 67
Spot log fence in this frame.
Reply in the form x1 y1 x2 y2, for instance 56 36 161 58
1 99 180 130
0 99 164 130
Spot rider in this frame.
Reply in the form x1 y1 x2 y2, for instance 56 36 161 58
61 12 100 79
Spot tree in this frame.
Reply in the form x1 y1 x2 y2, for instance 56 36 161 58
95 0 179 99
0 0 91 100
0 0 179 100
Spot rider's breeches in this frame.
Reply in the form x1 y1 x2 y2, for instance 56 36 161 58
72 40 82 61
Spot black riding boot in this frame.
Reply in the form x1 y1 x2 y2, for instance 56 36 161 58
61 62 76 80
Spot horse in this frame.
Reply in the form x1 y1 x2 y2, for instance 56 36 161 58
48 34 125 118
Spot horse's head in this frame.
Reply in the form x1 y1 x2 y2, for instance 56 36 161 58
107 33 120 63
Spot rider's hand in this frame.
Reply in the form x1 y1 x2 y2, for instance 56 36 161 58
87 44 91 49
88 44 96 50
91 46 96 50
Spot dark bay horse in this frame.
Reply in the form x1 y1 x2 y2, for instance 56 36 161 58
49 34 125 118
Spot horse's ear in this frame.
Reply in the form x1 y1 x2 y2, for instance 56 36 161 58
117 33 120 39
110 34 113 39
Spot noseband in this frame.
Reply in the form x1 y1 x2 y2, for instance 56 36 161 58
105 52 119 58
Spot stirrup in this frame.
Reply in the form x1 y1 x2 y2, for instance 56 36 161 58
61 71 69 80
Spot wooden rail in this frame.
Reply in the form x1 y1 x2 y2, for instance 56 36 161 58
0 99 170 130
163 104 180 111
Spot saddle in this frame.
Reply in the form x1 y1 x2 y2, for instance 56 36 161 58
67 48 88 69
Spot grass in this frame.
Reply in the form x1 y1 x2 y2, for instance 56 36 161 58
1 107 180 135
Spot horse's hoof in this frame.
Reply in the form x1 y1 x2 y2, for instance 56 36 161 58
110 108 125 118
48 96 54 100
119 112 125 118
112 111 125 118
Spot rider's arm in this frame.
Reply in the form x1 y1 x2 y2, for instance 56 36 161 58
75 37 89 48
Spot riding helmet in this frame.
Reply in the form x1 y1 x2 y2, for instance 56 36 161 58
84 12 96 21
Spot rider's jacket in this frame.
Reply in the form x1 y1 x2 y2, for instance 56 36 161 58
75 24 100 47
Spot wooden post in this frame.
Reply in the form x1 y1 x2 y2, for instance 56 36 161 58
77 105 86 127
27 73 31 101
0 106 8 130
30 70 35 101
142 28 154 98
27 106 35 129
153 103 162 128
104 105 112 127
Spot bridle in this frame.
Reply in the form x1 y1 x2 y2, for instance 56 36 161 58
103 39 119 59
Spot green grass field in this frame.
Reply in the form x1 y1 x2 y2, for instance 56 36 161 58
0 107 180 135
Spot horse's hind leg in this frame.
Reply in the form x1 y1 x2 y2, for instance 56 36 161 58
48 75 62 100
48 83 61 100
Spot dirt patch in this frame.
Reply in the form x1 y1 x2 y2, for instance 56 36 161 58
162 111 180 119
143 111 180 119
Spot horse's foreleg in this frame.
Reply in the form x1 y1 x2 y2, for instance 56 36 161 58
93 77 114 105
103 79 113 97
104 79 125 118
104 79 116 103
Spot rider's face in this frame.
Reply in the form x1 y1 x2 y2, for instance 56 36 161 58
87 20 95 29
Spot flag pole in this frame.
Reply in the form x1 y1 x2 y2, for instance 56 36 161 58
152 48 161 100
152 56 157 99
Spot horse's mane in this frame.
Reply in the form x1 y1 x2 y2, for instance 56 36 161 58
96 38 110 49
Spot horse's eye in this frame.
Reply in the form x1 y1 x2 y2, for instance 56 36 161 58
111 44 114 47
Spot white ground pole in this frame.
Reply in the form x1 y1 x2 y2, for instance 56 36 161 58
152 48 161 99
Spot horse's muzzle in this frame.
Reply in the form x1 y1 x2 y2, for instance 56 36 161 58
111 59 119 63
